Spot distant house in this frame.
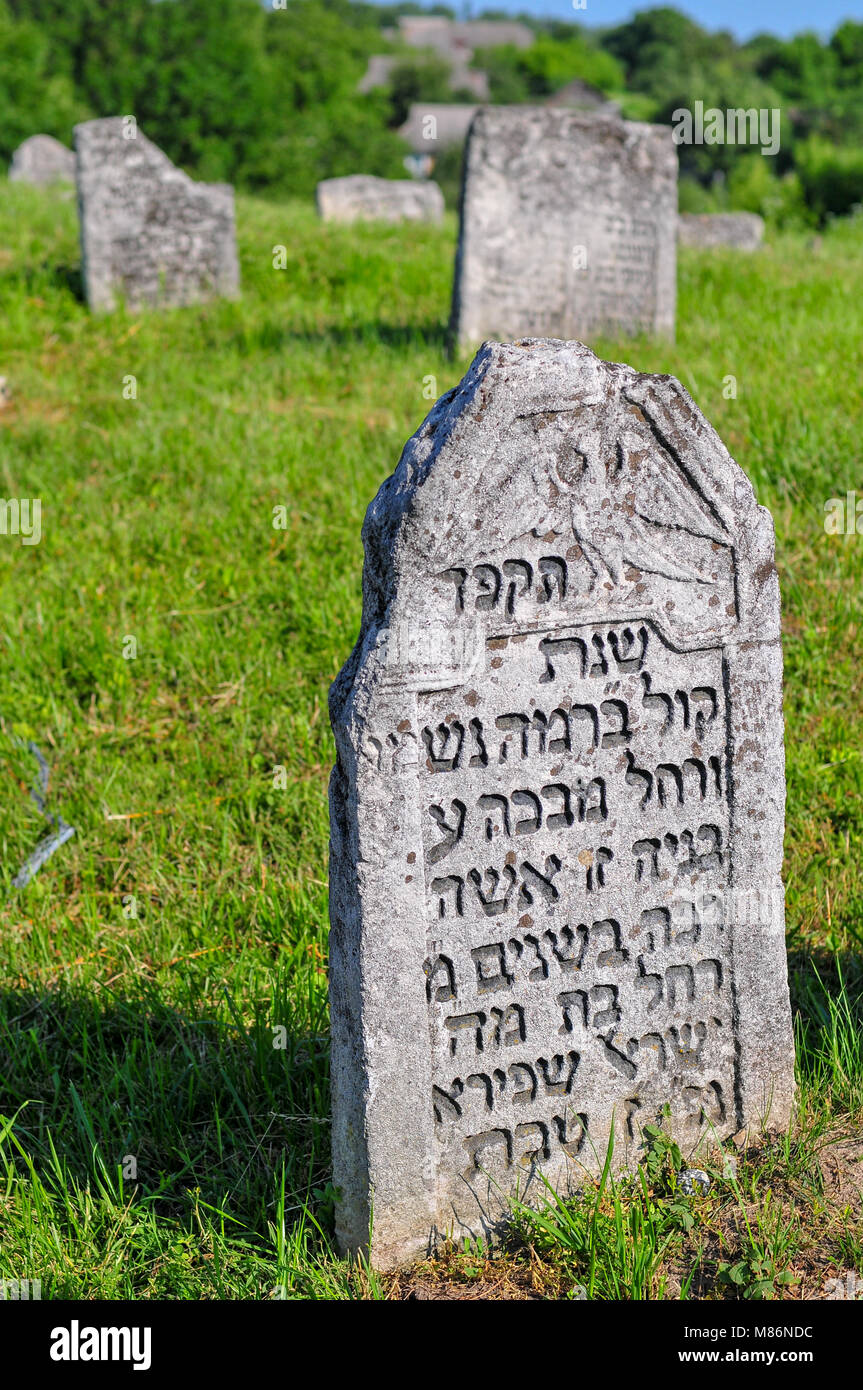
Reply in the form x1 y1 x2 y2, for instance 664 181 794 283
398 104 480 157
544 79 620 115
358 16 532 103
359 51 488 101
357 55 398 95
452 67 490 101
454 20 535 52
395 17 534 56
381 20 619 167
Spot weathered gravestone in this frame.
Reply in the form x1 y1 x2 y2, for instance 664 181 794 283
316 175 444 225
678 213 765 251
329 337 794 1268
9 135 75 185
450 110 678 353
74 118 240 313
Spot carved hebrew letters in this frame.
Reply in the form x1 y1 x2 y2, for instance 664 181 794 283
415 614 740 1196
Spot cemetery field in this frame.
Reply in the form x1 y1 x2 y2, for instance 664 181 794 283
1 180 862 1301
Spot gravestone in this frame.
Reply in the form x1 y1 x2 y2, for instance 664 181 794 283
316 175 444 225
74 118 240 313
450 109 677 352
678 213 765 251
9 135 75 185
329 337 794 1269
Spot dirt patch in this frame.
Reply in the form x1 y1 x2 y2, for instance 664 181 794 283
389 1250 569 1301
818 1135 863 1209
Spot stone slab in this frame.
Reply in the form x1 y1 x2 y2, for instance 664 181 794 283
450 109 678 351
316 175 444 224
678 213 765 250
9 135 75 185
74 117 240 313
329 337 794 1269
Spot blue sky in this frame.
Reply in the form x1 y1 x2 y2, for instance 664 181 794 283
463 0 863 41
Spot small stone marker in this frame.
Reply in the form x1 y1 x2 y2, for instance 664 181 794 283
329 338 794 1268
316 175 444 225
74 118 240 313
450 109 677 351
678 213 765 251
9 135 75 185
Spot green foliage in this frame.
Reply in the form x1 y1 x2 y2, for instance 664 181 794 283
679 160 813 228
386 52 454 127
0 0 88 158
3 3 863 221
717 1254 799 1300
475 34 624 103
751 31 840 106
597 8 863 207
134 0 276 186
600 6 736 105
4 0 407 196
795 137 863 222
6 0 154 112
726 157 813 227
640 1115 683 1191
430 141 464 211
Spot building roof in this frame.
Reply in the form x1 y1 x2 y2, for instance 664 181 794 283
398 103 479 153
544 79 620 113
396 16 534 57
357 55 397 95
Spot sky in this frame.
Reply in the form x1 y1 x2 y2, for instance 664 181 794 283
461 0 863 41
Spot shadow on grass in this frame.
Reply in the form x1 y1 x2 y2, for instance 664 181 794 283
228 317 450 357
788 946 863 1112
0 977 331 1237
0 260 85 304
0 944 858 1294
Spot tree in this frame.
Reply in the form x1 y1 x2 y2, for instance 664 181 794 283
600 7 735 100
6 0 152 111
387 53 454 128
0 1 87 159
476 34 623 103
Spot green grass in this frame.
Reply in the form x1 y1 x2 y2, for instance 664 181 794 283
0 182 861 1299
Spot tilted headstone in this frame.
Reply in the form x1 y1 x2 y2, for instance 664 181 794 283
450 109 677 351
678 213 765 251
74 118 240 313
9 135 75 185
316 175 444 225
329 338 794 1268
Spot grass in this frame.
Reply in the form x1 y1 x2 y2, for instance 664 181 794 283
0 180 861 1300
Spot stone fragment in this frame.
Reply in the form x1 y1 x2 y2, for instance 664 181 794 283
678 1168 711 1196
329 337 794 1269
316 175 444 224
450 109 677 350
74 118 240 313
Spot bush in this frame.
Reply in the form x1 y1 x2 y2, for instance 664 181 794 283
795 136 863 222
475 34 624 104
430 141 463 210
386 53 453 128
678 176 723 214
726 155 813 228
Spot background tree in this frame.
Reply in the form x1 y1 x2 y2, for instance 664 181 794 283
0 0 87 158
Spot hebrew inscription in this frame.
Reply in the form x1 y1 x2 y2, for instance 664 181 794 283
415 617 735 1179
329 339 794 1269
